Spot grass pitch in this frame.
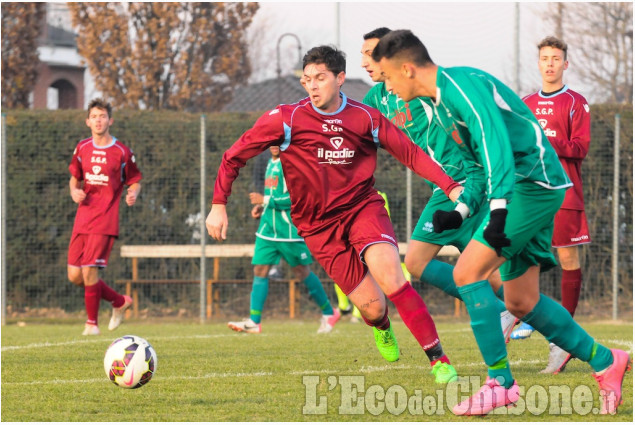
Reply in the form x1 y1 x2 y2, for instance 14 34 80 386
1 318 632 421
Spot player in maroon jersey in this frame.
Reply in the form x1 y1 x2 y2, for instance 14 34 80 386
513 36 592 373
68 98 142 336
207 45 464 383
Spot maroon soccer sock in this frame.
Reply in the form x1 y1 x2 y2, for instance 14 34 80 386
98 279 125 308
561 268 582 316
84 283 101 325
387 282 448 363
362 305 391 330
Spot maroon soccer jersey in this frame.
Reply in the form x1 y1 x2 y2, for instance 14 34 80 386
69 137 142 235
523 86 590 210
212 94 459 236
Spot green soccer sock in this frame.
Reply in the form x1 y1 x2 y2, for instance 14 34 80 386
304 272 334 315
334 284 350 311
249 276 269 324
521 294 613 372
458 280 514 388
422 260 506 313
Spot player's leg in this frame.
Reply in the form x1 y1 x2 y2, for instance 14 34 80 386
557 245 582 315
67 233 84 287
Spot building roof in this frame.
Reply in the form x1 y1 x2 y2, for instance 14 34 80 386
222 74 372 112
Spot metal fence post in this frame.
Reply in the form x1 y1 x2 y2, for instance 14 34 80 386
2 113 6 326
612 114 620 320
200 115 206 324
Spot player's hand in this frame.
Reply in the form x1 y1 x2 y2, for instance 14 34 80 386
251 204 263 219
483 209 511 257
432 210 463 233
126 187 139 206
70 188 86 204
206 204 228 241
448 185 463 203
249 192 264 205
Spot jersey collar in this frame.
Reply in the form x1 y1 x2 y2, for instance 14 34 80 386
311 92 347 116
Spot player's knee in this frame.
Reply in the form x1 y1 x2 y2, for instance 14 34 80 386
67 269 83 286
403 255 425 281
253 265 270 278
505 299 532 318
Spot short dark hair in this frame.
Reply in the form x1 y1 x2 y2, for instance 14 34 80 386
371 29 433 67
302 45 346 75
537 36 568 60
363 27 392 40
87 98 112 118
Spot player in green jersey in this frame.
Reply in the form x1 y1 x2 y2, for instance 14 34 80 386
227 146 340 334
373 29 631 416
361 27 517 344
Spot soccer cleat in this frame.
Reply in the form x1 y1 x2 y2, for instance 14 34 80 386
431 362 458 384
317 309 341 334
540 343 573 374
453 377 520 416
510 322 534 340
82 323 101 336
500 311 519 344
592 348 631 414
108 295 133 331
227 318 262 334
373 324 399 362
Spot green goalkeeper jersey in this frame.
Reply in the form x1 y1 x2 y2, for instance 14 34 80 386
363 83 467 195
255 157 303 241
433 66 572 210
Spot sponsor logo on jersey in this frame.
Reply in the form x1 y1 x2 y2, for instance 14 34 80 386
92 150 106 155
86 165 109 185
571 235 589 242
537 100 554 105
381 233 396 243
317 137 355 165
91 155 107 164
535 107 554 116
423 222 434 232
583 104 590 113
269 109 280 116
324 119 342 124
538 119 556 137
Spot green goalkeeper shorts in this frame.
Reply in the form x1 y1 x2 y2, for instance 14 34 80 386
411 189 489 252
252 236 314 267
472 182 566 281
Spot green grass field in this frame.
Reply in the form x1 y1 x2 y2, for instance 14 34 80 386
1 318 632 421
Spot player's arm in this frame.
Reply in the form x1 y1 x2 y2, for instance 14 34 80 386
126 182 141 206
207 109 285 241
376 114 461 199
123 149 142 206
69 175 86 204
548 99 591 160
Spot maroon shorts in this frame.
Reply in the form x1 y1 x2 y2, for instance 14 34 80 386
302 198 398 296
68 233 116 268
552 209 591 248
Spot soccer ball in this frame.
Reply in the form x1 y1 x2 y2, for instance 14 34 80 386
104 335 157 389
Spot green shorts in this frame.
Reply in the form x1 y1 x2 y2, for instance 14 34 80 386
252 236 313 267
473 182 566 281
411 190 489 252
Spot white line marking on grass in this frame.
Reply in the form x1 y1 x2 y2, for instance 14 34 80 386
1 333 260 352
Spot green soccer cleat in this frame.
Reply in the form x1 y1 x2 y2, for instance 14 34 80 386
373 324 399 362
431 362 458 384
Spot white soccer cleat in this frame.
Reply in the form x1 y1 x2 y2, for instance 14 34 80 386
317 309 341 334
228 318 262 334
108 295 133 331
500 310 519 344
82 323 101 336
540 343 573 374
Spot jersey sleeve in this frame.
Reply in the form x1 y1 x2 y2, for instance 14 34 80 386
123 147 142 185
212 109 285 205
445 73 516 203
375 114 460 197
549 96 590 160
68 145 84 180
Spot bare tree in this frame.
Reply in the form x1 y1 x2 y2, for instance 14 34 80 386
546 2 633 104
1 3 46 108
68 2 259 111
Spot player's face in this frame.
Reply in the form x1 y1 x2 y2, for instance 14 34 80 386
378 58 416 102
302 63 345 113
86 107 113 136
538 46 568 86
360 38 384 82
269 146 280 158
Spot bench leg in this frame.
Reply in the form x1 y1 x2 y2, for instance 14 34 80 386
133 289 139 319
125 281 131 320
206 280 212 319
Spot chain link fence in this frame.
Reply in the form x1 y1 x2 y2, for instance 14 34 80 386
1 105 632 323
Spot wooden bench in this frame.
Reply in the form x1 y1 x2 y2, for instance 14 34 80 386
116 243 462 319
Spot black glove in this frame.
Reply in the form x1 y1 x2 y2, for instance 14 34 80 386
432 210 463 233
483 209 511 257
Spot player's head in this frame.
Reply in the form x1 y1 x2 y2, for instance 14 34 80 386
361 27 392 83
302 45 346 112
86 98 113 136
372 30 434 102
537 36 568 86
269 145 280 159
